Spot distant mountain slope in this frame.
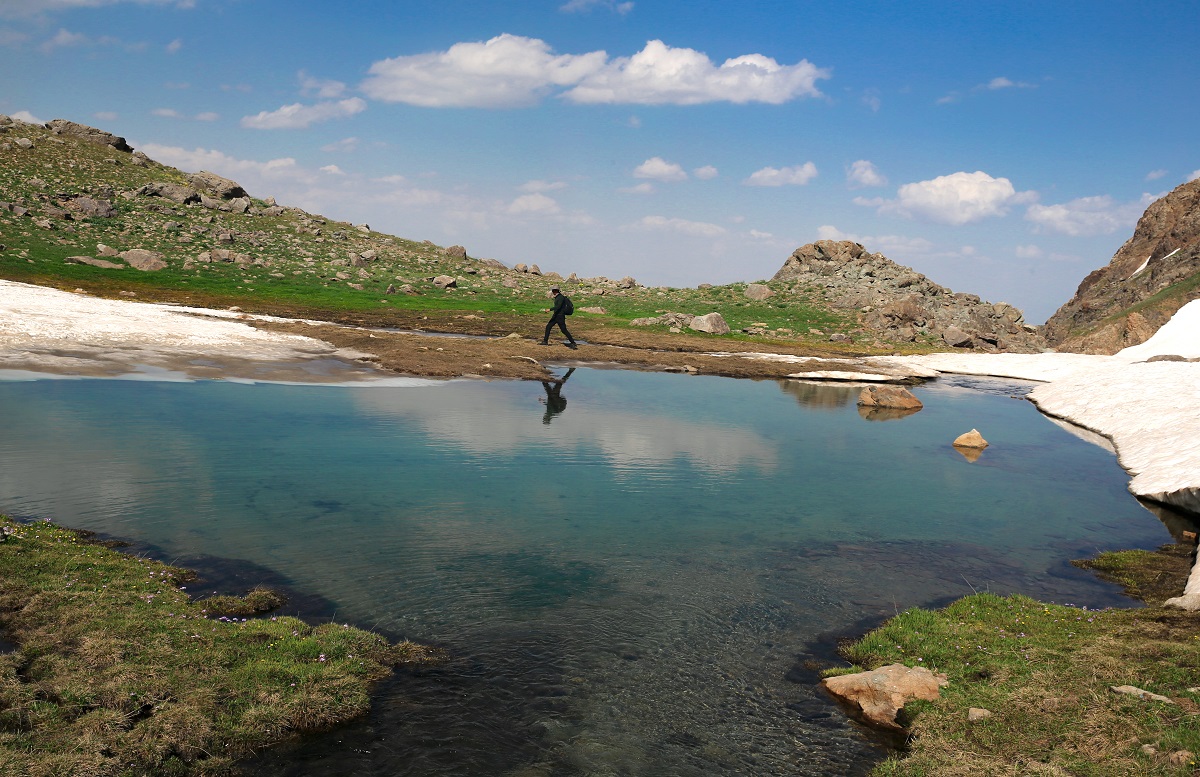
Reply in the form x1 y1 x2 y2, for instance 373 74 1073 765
1043 179 1200 354
772 240 1045 352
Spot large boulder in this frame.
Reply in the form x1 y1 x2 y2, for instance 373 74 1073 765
432 275 457 289
821 663 949 731
66 256 124 270
45 119 133 153
857 386 923 410
138 182 200 204
445 245 468 259
744 283 775 301
119 249 167 271
68 196 116 219
689 312 731 335
953 429 989 449
188 171 247 199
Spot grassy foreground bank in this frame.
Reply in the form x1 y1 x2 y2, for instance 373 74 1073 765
831 544 1200 775
0 515 439 776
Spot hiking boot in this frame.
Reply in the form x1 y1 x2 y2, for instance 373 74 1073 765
538 341 550 346
566 342 578 349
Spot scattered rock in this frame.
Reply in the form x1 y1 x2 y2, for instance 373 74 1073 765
943 326 973 348
689 312 731 335
445 245 468 259
1169 751 1194 766
66 256 124 270
529 264 543 276
118 249 167 271
187 171 247 199
385 284 397 295
1110 685 1174 704
14 138 33 150
433 275 457 289
579 306 607 314
953 429 988 449
138 182 200 205
744 283 775 301
858 386 923 410
967 707 993 722
616 276 637 289
821 664 949 731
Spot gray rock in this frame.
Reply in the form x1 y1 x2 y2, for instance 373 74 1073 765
433 275 457 289
14 138 33 150
616 276 637 289
66 256 124 270
139 182 200 204
46 119 133 152
744 283 775 301
942 326 973 348
445 245 468 259
689 312 731 335
187 171 247 199
228 197 251 214
118 249 167 271
70 197 116 218
97 244 119 257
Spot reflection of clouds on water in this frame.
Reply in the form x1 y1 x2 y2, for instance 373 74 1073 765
352 383 777 475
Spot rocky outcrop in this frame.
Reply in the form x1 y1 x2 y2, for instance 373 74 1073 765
1043 179 1200 354
188 171 247 199
45 119 133 153
772 241 1043 352
688 312 731 335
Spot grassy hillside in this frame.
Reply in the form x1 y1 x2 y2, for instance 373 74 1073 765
0 118 925 352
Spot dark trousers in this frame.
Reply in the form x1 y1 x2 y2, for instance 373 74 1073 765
543 313 574 344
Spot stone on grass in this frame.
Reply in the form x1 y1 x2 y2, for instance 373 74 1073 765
744 283 775 301
821 663 949 731
119 249 167 271
187 171 247 199
1110 685 1174 704
967 707 993 722
689 312 731 335
953 429 988 449
433 275 456 289
579 306 607 315
858 386 923 411
66 256 124 270
445 245 467 259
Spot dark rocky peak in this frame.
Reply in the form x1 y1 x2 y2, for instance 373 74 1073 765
1043 178 1200 353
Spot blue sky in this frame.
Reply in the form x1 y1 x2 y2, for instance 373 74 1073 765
2 0 1198 322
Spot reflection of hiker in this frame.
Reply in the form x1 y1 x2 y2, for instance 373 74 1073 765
540 286 577 348
540 367 575 424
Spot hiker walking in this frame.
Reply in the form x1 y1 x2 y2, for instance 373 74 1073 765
541 286 577 348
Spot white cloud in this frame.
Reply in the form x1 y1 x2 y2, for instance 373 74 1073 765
321 137 359 153
744 162 817 187
984 76 1035 90
508 193 561 215
634 156 687 182
1025 193 1154 237
693 165 718 180
560 0 634 14
619 182 655 194
1015 244 1043 259
1189 170 1200 182
152 107 182 118
194 111 218 122
565 40 829 105
319 164 345 176
39 27 86 51
361 35 829 108
628 215 726 237
10 109 44 124
519 179 568 193
860 171 1034 225
3 0 188 15
138 144 316 187
165 38 182 54
241 98 366 130
748 229 774 240
362 34 606 108
299 71 347 99
861 91 881 112
847 159 886 188
1145 169 1167 181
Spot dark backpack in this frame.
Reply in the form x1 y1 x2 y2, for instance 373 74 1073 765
563 297 574 315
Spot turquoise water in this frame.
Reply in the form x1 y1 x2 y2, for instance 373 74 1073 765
0 368 1174 775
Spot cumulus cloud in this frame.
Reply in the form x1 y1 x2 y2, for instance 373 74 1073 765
519 180 568 193
1145 169 1167 181
1189 169 1200 182
319 164 345 176
858 171 1034 225
39 27 86 51
139 144 316 186
10 109 44 124
565 40 829 105
151 107 181 118
628 215 726 237
508 193 562 215
816 225 933 255
619 182 655 194
241 97 366 130
560 0 634 13
744 162 817 187
847 159 886 188
361 35 828 108
362 34 606 108
1025 193 1154 237
299 71 347 99
634 156 687 182
321 137 359 153
693 165 718 180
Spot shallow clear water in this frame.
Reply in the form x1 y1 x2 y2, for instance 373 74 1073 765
0 368 1174 776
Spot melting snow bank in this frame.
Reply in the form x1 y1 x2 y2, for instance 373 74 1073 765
870 299 1200 516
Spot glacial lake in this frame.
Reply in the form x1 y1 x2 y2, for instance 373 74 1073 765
0 367 1178 776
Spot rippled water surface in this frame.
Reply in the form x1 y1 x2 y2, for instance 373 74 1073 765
0 368 1174 776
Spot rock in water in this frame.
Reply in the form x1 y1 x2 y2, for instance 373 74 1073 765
688 312 730 335
857 385 923 410
953 429 988 449
821 663 949 730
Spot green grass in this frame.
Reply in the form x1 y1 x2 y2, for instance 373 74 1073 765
834 580 1200 775
0 515 437 776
